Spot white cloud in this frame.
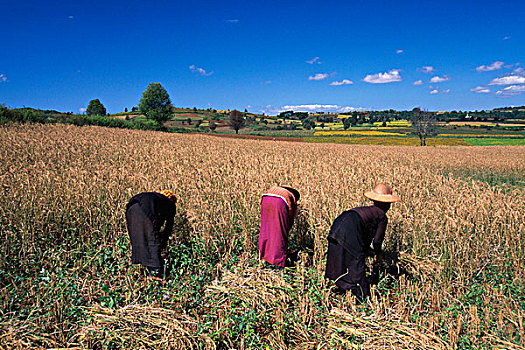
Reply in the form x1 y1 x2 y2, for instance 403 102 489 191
475 61 504 72
308 73 329 81
339 106 364 112
79 108 86 113
0 74 7 82
306 57 321 64
189 65 213 76
430 88 450 94
471 86 490 93
413 80 423 86
226 19 239 23
282 104 338 111
329 79 353 86
260 104 364 115
362 69 401 84
68 15 74 19
281 104 363 112
396 49 404 54
489 75 525 85
261 80 272 84
419 66 434 74
503 36 510 40
260 105 279 115
496 85 525 96
513 67 524 74
430 75 449 83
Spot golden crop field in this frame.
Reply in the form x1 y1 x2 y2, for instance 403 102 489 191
1 124 524 349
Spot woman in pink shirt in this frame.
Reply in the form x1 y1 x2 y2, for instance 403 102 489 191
259 186 300 267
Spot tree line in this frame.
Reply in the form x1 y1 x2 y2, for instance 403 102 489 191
85 83 248 134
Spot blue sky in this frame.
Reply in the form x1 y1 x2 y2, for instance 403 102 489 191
1 0 524 115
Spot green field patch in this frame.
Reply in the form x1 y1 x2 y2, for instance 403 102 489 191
463 138 525 146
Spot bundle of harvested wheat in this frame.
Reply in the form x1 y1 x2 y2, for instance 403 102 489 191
80 305 215 349
329 308 448 349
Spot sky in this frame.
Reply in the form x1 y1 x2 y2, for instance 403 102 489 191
1 0 524 115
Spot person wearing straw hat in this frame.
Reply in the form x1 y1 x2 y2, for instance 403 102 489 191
325 183 400 301
125 190 176 279
259 185 300 268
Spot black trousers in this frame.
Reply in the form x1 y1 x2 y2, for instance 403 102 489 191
325 211 370 301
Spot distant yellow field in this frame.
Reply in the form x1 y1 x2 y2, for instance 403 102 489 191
314 122 343 127
314 130 405 136
369 126 411 130
372 121 411 126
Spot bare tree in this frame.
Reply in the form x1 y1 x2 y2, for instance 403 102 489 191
411 108 438 146
229 109 246 134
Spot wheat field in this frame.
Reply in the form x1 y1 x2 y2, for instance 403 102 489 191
0 123 524 349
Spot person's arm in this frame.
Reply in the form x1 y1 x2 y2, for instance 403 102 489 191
160 215 174 248
289 203 298 228
373 215 388 263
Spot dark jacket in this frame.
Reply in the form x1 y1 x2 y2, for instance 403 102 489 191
125 192 176 267
351 205 388 256
325 205 388 296
126 192 176 237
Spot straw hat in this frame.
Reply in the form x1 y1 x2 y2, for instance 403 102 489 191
364 183 400 203
159 190 176 202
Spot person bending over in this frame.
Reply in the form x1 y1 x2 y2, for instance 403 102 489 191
126 190 176 279
259 186 300 268
325 183 400 301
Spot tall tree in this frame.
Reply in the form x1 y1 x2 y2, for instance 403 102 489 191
228 109 246 134
86 99 106 116
138 83 173 124
411 107 438 146
343 117 352 130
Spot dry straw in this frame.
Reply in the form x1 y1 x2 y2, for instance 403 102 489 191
0 124 524 349
81 305 216 349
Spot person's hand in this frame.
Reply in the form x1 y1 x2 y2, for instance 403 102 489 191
374 255 383 265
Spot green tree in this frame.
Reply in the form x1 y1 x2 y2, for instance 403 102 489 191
302 119 315 130
343 117 352 130
411 107 438 146
86 99 106 116
229 109 246 134
138 83 173 124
